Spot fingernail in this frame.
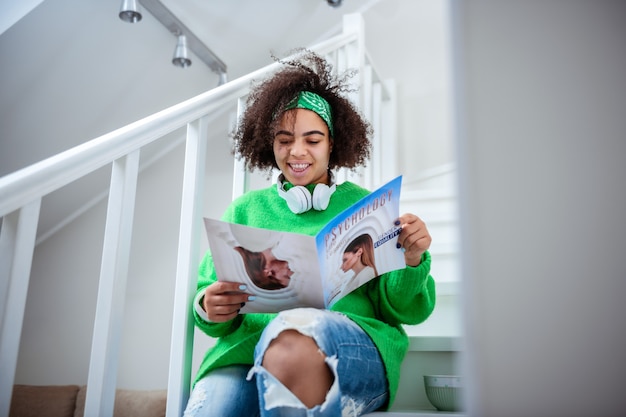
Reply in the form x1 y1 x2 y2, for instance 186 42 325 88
239 284 247 291
247 296 257 301
394 220 401 226
396 243 402 249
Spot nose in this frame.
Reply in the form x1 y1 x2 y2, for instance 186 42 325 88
289 138 307 157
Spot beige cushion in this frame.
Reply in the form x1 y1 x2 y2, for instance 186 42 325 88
10 384 80 417
74 386 166 417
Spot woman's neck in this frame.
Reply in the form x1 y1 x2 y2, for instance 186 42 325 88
351 262 366 275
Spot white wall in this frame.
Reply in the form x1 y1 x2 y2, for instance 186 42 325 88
0 0 218 177
364 0 455 176
453 1 626 416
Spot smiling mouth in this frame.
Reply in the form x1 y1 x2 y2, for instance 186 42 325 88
289 163 310 172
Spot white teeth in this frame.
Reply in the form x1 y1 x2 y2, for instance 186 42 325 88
290 163 309 170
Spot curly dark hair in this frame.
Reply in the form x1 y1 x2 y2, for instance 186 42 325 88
232 49 373 174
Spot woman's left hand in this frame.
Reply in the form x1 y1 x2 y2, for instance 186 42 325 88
396 213 432 267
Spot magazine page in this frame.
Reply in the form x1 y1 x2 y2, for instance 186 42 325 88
203 219 324 313
317 175 406 307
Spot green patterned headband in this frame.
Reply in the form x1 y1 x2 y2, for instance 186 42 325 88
284 91 334 136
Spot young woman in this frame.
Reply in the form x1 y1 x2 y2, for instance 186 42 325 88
184 50 436 417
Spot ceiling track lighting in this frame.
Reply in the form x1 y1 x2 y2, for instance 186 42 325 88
327 0 342 8
117 0 227 76
172 34 192 68
119 0 142 23
141 0 226 73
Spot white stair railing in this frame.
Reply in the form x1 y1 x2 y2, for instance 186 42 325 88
0 13 396 417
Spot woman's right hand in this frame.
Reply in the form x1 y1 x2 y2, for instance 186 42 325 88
202 282 253 322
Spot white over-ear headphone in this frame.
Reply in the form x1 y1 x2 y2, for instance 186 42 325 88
277 173 337 214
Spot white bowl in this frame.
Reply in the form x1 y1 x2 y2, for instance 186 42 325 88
423 375 463 412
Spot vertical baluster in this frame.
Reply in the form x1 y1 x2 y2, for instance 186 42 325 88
341 14 368 186
0 200 41 417
362 64 374 189
84 150 140 417
343 14 365 108
166 116 208 417
362 64 373 122
326 49 338 77
370 81 383 187
380 79 398 182
232 96 248 200
334 44 348 185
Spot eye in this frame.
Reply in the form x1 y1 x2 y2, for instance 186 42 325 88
305 133 325 144
275 137 293 145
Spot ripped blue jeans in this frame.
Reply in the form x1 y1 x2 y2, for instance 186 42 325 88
184 308 388 417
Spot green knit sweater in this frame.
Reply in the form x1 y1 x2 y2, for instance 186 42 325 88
192 181 436 408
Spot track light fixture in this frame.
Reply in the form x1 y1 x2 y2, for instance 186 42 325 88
218 72 228 86
172 34 192 68
119 0 142 23
119 0 226 73
327 0 342 7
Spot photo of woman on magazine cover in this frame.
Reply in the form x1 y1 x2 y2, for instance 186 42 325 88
340 233 379 290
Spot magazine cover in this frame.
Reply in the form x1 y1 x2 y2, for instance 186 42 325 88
203 175 406 313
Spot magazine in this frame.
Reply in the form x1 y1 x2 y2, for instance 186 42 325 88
203 175 406 313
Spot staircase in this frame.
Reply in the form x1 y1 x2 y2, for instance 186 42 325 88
0 12 407 417
400 163 459 292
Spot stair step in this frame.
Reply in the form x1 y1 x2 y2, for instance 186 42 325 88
400 189 457 221
400 183 460 283
429 256 459 283
431 242 458 253
401 188 456 201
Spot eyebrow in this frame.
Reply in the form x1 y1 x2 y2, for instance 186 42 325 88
274 130 326 137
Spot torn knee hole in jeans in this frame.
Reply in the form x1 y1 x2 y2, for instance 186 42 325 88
247 355 340 411
249 309 346 412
